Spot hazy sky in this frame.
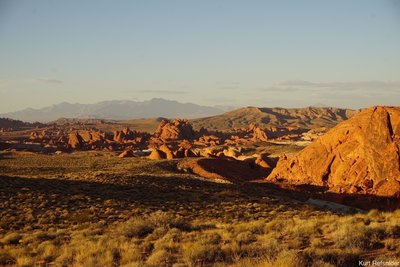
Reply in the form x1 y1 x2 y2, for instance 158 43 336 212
1 0 399 113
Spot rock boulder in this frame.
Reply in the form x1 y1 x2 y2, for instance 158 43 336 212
267 106 400 197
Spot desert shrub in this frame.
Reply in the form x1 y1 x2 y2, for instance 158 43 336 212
332 224 381 249
239 243 276 259
236 231 256 245
220 237 283 263
139 239 154 256
69 210 92 224
263 219 291 235
202 232 222 245
16 256 34 267
385 223 400 238
226 257 265 267
146 249 175 266
303 248 361 266
282 219 320 248
183 241 223 266
248 220 266 234
53 246 75 267
385 239 399 251
89 160 99 170
37 240 59 262
35 232 57 242
0 252 16 265
261 250 304 267
146 226 169 241
153 228 181 253
120 211 191 239
1 233 22 245
73 243 116 267
260 238 285 258
221 241 242 262
367 209 385 221
118 241 143 265
290 219 320 238
111 247 121 264
148 211 191 231
233 220 265 235
310 237 325 248
121 218 154 238
311 260 336 267
287 238 305 249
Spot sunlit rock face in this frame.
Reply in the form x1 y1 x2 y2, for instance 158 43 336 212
154 119 196 141
267 106 400 198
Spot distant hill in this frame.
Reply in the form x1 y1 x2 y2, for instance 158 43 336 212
0 98 226 122
191 106 357 130
0 118 44 130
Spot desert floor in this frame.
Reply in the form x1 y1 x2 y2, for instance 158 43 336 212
0 151 399 266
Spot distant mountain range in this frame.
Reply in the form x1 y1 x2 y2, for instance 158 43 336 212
0 98 358 131
0 98 231 122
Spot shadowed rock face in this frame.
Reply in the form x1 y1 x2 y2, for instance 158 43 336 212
267 106 400 197
177 158 270 183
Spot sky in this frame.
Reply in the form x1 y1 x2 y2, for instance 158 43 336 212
0 0 399 113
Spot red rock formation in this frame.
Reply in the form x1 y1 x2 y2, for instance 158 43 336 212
113 127 134 143
222 147 242 159
255 154 278 169
113 128 150 146
79 130 92 143
91 131 105 142
249 123 269 142
267 106 400 197
68 131 83 149
148 148 166 160
158 144 174 160
194 135 222 146
118 150 134 158
184 148 196 157
154 119 195 141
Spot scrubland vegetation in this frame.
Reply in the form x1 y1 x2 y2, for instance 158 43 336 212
0 152 399 266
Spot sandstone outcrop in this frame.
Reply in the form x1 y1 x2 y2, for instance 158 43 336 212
255 153 278 169
68 132 83 149
148 148 166 160
249 123 269 142
113 128 150 145
194 135 222 146
118 150 134 158
222 147 242 159
154 119 195 141
158 144 174 160
267 106 400 197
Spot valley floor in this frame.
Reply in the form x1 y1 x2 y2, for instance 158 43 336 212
0 152 399 266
